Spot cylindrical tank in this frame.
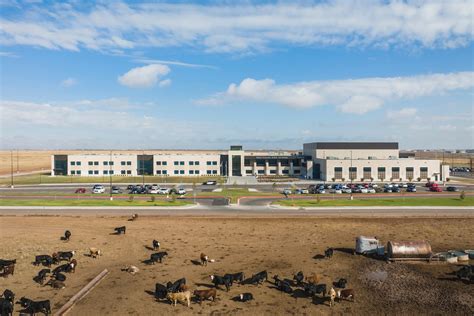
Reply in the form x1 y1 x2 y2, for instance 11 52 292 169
387 241 432 258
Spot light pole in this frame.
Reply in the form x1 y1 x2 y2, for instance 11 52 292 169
16 149 19 173
142 151 145 186
350 150 353 200
109 151 113 201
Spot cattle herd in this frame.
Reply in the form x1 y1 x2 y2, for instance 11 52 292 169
1 219 472 315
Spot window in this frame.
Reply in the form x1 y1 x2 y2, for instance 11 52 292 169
109 161 114 166
110 170 114 175
256 160 265 167
156 161 161 165
349 167 357 180
194 161 199 165
377 167 386 180
189 161 194 166
180 161 185 166
180 170 185 174
94 161 99 166
156 170 162 175
121 161 126 166
104 161 108 166
121 170 126 175
126 170 131 175
162 161 167 166
258 170 264 174
270 170 276 174
103 170 108 175
71 161 76 166
94 170 99 175
246 170 253 174
334 167 343 179
282 170 289 174
268 160 277 167
88 161 93 166
77 161 81 166
195 170 200 175
281 160 289 166
88 170 93 175
77 170 81 175
244 159 252 167
189 170 194 174
420 167 428 179
174 170 179 175
212 170 217 175
406 167 414 179
207 161 212 165
392 167 400 179
294 169 301 174
126 161 132 166
71 170 76 175
162 170 167 175
363 167 372 179
212 161 218 166
174 161 179 166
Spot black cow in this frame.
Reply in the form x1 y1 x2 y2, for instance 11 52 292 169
0 298 13 316
303 283 327 297
114 226 126 234
273 275 293 294
150 252 168 264
293 271 304 285
33 269 51 285
52 263 72 275
210 275 232 291
224 272 245 285
2 289 15 303
154 283 168 299
34 255 53 267
52 272 67 282
166 278 186 293
0 259 16 270
64 230 71 241
456 265 473 281
57 251 75 262
334 278 347 289
239 293 253 302
16 297 51 315
152 240 160 251
325 248 334 258
249 270 268 285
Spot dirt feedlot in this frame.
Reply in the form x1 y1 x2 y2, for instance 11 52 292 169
1 216 473 315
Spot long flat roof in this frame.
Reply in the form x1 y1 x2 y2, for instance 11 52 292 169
304 142 399 150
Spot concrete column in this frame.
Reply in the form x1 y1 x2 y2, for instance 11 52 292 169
253 161 257 176
265 161 270 175
228 155 233 177
51 155 55 176
290 161 294 175
277 161 282 175
306 160 313 179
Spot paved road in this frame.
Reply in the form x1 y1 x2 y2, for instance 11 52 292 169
0 205 472 217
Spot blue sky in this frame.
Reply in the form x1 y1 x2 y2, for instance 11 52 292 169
0 0 473 150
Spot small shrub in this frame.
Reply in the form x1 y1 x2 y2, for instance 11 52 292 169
170 194 176 203
316 195 321 204
417 177 421 182
460 191 465 200
446 177 450 182
128 195 134 202
150 196 155 202
332 177 336 182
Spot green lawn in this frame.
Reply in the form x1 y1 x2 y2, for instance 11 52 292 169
198 188 277 203
0 174 223 185
276 196 474 207
0 198 193 207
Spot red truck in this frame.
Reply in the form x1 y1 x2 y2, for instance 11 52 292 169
429 183 442 192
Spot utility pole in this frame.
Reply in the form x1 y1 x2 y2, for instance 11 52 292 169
109 151 113 201
16 149 19 173
142 151 145 186
350 150 353 200
10 150 14 188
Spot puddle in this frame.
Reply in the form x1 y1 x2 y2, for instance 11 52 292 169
366 270 388 282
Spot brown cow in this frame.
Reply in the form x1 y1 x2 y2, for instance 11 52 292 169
337 289 355 302
69 259 77 273
200 253 209 266
193 289 217 305
305 273 321 285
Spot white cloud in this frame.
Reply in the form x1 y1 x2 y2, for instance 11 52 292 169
198 72 474 114
0 51 18 57
0 1 472 53
386 108 418 119
118 64 170 88
60 77 77 87
158 78 171 88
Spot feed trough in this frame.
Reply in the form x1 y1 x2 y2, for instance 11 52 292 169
355 236 381 255
448 250 469 262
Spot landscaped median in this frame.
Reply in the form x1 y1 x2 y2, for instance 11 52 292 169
0 198 193 207
274 196 474 207
198 188 277 203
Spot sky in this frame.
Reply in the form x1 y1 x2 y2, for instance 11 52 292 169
0 0 473 150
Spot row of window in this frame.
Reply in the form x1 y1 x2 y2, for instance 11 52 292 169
70 161 82 166
245 169 295 175
244 159 305 167
334 167 428 179
70 170 134 175
169 161 218 166
71 161 133 166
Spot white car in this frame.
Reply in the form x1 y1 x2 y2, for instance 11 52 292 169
295 188 309 194
343 188 352 194
360 188 368 194
384 184 393 188
92 185 105 194
157 188 170 195
177 188 187 195
332 189 342 194
282 189 292 195
370 183 378 188
148 188 160 194
367 188 376 193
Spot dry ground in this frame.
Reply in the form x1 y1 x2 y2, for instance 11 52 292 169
1 216 473 315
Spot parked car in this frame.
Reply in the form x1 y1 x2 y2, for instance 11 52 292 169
111 186 122 194
384 187 393 193
295 188 309 194
399 183 408 188
384 183 393 189
75 188 86 194
148 187 160 194
127 185 135 190
425 182 435 187
342 188 352 194
317 188 326 194
203 180 217 185
370 183 379 188
150 184 159 190
392 186 401 193
367 188 376 193
446 186 459 192
282 188 292 195
331 189 342 194
92 185 105 194
406 186 417 192
157 188 170 195
407 183 416 188
177 187 187 195
430 186 442 192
